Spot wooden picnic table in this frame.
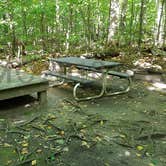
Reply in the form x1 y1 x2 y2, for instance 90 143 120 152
0 66 48 104
44 57 132 101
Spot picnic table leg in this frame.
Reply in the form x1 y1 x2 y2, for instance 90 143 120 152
73 83 105 101
49 65 66 87
73 71 107 101
38 91 47 105
105 77 132 96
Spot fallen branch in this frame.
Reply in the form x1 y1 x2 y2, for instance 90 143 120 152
18 116 40 127
63 98 82 109
7 130 26 136
136 133 166 140
30 124 46 133
46 121 63 131
113 140 133 148
43 117 57 125
15 159 34 166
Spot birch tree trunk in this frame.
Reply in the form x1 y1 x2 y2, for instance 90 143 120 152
107 0 120 45
154 0 165 47
163 2 166 47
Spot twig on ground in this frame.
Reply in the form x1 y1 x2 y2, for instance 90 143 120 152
63 98 82 109
30 124 46 133
46 121 63 131
18 116 40 127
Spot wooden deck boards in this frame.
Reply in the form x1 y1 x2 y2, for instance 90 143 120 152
0 67 48 104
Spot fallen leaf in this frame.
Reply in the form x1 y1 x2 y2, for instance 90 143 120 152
137 145 144 151
94 136 102 142
21 148 28 154
4 143 12 147
22 143 28 147
47 126 52 129
148 163 155 166
59 130 65 136
36 149 42 153
63 147 69 152
7 160 12 164
31 160 37 165
136 153 141 157
119 134 126 138
81 141 90 148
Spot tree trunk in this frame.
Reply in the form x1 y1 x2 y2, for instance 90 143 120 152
163 2 166 47
107 0 120 45
21 7 27 39
129 0 134 45
55 0 60 31
41 10 46 52
119 0 128 46
154 0 165 47
138 0 145 47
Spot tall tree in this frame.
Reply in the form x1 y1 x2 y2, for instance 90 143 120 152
118 0 128 46
107 0 120 45
154 0 165 47
138 0 146 47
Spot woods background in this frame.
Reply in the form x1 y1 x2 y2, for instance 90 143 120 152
0 0 165 57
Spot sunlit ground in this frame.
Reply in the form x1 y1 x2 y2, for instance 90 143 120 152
147 82 166 93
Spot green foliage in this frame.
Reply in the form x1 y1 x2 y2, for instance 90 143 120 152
0 0 165 53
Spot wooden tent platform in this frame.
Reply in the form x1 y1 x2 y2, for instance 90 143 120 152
0 66 48 104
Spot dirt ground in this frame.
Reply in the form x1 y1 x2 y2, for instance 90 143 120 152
0 74 166 166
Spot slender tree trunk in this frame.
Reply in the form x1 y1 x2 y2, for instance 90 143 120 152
65 27 70 51
129 0 134 44
154 0 165 47
87 0 91 49
163 2 166 47
138 0 145 47
119 0 128 46
96 0 101 40
55 0 60 31
11 25 16 56
21 7 27 39
9 13 16 57
40 10 46 52
107 0 120 45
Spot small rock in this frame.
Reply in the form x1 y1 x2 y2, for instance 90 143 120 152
125 151 131 157
12 62 19 68
126 70 134 76
24 104 31 108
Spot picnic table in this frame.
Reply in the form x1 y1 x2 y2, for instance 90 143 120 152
0 66 48 104
44 57 132 101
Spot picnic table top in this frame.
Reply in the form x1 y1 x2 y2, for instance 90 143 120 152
0 66 48 91
50 57 121 69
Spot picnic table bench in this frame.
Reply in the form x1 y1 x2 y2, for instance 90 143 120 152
43 57 132 101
